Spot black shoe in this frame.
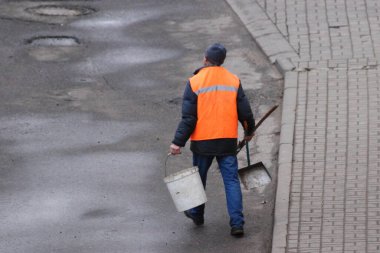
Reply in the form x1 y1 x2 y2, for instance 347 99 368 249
184 211 204 226
231 227 244 237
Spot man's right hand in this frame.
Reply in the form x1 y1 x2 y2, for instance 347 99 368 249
170 144 181 155
244 134 254 142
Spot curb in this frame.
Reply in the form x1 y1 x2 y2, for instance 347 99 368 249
225 0 299 74
225 1 299 252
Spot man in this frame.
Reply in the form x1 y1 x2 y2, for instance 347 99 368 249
170 43 255 237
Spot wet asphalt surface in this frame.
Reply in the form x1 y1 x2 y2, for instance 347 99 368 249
0 1 283 252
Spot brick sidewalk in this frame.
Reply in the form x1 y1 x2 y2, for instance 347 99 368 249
227 0 380 252
288 61 380 253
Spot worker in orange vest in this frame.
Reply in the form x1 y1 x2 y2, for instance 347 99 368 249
170 43 255 237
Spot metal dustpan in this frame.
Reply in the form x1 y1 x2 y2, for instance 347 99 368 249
236 105 277 189
239 162 271 189
238 141 272 189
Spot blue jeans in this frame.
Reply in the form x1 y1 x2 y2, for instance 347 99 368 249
188 153 244 228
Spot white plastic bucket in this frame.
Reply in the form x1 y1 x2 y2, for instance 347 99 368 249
164 166 207 212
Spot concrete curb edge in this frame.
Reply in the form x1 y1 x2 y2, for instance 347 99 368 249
225 1 299 253
225 0 299 74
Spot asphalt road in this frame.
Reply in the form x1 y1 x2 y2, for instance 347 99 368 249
0 1 283 252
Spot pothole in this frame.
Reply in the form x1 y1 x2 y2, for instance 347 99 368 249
0 2 96 25
25 5 95 17
29 0 95 1
25 36 81 62
26 36 80 46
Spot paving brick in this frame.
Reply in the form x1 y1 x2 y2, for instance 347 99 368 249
232 1 380 253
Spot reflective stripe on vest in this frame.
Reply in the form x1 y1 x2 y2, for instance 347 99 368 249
194 85 238 95
189 66 240 141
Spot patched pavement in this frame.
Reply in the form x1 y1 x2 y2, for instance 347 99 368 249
0 1 282 252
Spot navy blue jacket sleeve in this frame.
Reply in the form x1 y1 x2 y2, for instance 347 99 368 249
237 83 255 136
172 81 197 147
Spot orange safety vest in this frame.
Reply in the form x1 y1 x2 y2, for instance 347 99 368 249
189 66 240 141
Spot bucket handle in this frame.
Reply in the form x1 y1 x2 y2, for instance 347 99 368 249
164 153 173 178
164 153 172 177
164 153 196 178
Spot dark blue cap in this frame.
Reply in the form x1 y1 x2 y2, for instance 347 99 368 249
205 43 227 66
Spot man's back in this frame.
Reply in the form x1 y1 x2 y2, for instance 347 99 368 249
189 66 240 141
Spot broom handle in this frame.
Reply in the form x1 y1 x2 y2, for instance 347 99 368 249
237 104 278 153
245 141 251 166
254 105 279 131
